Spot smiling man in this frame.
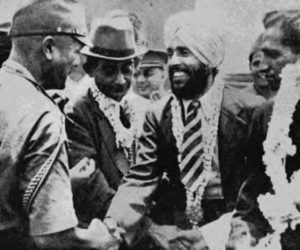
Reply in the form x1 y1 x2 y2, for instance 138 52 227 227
105 10 265 250
225 9 300 250
122 49 169 150
65 14 146 226
248 49 278 100
134 49 168 100
0 1 120 249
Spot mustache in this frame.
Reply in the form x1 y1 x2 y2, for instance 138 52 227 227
168 65 191 77
112 82 130 92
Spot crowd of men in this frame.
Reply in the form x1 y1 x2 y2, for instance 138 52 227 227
1 0 300 250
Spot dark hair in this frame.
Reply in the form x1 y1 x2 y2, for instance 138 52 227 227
263 10 300 28
83 56 99 75
262 9 300 55
263 10 280 28
0 31 11 66
279 13 300 54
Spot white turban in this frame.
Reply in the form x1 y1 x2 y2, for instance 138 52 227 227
164 11 225 68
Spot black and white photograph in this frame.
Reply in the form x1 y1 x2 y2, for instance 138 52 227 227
0 0 300 249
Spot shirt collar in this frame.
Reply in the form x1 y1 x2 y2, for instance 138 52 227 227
2 59 59 106
182 85 216 121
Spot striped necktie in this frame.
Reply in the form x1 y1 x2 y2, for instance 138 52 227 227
180 100 204 190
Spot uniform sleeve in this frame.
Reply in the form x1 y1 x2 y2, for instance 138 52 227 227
20 111 78 236
106 109 163 235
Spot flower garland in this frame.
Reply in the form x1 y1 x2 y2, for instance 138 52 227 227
254 63 300 249
91 83 134 150
171 82 224 225
122 96 150 140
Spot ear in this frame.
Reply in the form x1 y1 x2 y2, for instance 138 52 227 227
41 36 56 61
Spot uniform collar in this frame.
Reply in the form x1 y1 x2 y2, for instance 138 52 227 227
2 59 37 85
2 59 57 106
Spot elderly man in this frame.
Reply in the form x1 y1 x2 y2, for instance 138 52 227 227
65 14 146 226
105 10 264 249
224 9 300 250
0 1 119 249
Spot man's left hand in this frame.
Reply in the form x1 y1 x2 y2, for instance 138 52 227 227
169 229 209 250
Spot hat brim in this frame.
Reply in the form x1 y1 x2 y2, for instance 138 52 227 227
74 36 92 47
81 45 148 61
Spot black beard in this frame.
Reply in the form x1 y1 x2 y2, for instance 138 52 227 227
169 65 210 99
41 61 66 90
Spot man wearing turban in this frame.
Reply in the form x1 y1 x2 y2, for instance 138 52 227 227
105 11 264 250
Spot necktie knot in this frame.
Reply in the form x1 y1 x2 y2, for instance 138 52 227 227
187 100 201 114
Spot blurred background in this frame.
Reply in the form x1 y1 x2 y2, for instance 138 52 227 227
1 0 300 75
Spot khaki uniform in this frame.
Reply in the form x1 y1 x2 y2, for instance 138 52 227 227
0 60 77 248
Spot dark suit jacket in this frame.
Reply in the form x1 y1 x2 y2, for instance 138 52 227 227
65 88 130 224
233 100 300 249
106 84 265 240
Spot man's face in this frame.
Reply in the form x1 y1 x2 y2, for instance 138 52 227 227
251 27 299 91
250 50 270 88
135 66 165 99
92 58 134 102
44 36 83 90
166 37 210 99
68 53 87 82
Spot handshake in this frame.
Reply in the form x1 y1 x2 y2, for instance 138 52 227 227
146 222 209 250
87 217 125 250
96 218 209 250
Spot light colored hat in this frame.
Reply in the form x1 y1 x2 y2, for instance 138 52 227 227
9 0 90 46
81 15 146 61
164 11 225 68
140 49 168 68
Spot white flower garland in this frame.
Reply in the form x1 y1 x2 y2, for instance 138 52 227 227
254 63 300 250
171 82 224 225
122 97 149 140
91 83 134 149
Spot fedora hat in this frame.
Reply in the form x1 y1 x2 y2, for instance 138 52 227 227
9 0 91 46
81 15 146 61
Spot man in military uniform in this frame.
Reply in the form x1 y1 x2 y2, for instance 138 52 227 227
0 1 119 249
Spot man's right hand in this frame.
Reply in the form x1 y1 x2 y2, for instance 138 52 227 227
147 222 196 250
87 218 121 250
33 219 120 250
225 217 257 250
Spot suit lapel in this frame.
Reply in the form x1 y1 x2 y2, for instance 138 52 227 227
161 97 179 152
89 91 129 175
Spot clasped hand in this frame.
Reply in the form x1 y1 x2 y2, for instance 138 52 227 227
147 222 209 250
